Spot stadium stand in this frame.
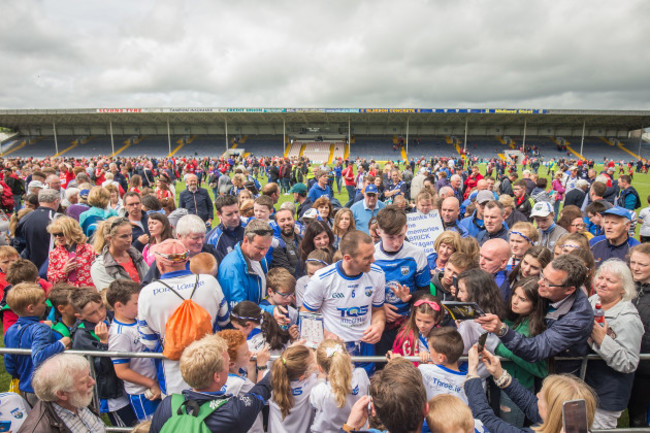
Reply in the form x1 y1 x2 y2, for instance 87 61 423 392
236 135 284 157
406 136 452 158
178 135 226 157
351 135 402 161
300 141 331 163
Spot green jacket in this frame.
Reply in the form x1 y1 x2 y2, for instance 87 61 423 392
495 317 548 390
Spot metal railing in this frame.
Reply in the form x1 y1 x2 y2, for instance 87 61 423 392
3 347 650 432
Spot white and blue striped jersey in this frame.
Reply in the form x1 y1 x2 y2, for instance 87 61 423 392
373 241 430 316
109 319 158 396
302 261 385 343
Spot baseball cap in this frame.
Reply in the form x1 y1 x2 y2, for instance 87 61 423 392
79 188 90 199
28 180 44 192
289 183 307 194
530 201 554 218
365 184 379 194
602 206 632 220
569 166 578 171
476 190 494 205
607 167 615 172
303 208 319 220
151 239 190 265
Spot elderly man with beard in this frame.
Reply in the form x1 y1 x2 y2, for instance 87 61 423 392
20 353 106 433
270 208 304 278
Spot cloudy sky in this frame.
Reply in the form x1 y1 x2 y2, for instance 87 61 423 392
1 0 649 110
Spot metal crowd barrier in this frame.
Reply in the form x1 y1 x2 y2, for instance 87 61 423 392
2 347 650 432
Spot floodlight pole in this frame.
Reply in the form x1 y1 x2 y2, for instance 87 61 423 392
639 126 644 159
166 118 171 156
224 119 229 153
522 119 527 153
53 121 59 156
580 120 586 157
109 121 115 155
463 118 468 153
283 118 286 156
405 117 410 158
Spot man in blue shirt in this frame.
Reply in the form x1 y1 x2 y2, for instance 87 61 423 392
307 169 333 203
591 206 640 268
351 184 385 234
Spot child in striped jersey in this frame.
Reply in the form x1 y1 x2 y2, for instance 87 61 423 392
310 340 369 433
269 344 318 433
218 329 271 433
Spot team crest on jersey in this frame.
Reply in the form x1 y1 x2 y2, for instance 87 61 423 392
401 266 409 275
365 287 373 297
10 408 23 419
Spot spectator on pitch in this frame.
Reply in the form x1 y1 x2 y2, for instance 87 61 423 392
141 214 217 285
308 169 334 204
477 200 509 246
122 192 150 252
373 206 430 356
217 219 275 311
269 208 304 279
477 254 593 374
138 239 230 395
340 357 427 433
617 174 641 210
206 194 246 263
459 190 492 238
351 184 386 234
149 334 272 433
289 183 312 220
564 179 589 209
439 197 468 237
15 188 61 270
590 207 640 267
530 201 567 251
512 180 533 219
479 238 511 301
179 174 213 225
19 354 106 433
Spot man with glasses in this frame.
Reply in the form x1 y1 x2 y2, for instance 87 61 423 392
141 214 218 285
218 219 283 318
351 184 385 234
139 239 230 394
123 192 150 252
476 254 593 374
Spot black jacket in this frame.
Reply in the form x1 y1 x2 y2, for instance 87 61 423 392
15 206 58 270
179 188 214 222
564 188 586 208
634 282 650 375
71 320 124 400
270 233 304 278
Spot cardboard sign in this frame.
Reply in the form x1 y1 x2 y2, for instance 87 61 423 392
406 211 443 255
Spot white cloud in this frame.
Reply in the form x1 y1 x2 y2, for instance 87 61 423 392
0 0 648 109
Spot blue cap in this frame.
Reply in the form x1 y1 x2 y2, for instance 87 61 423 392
365 184 379 194
602 206 632 220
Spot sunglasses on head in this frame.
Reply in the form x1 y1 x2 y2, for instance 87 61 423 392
154 250 189 262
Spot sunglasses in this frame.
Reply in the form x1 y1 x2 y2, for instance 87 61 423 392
52 232 65 238
154 250 189 262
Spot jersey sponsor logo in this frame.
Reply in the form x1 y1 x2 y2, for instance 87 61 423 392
292 387 303 396
337 306 369 317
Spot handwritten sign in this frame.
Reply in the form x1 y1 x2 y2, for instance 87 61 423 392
406 211 443 255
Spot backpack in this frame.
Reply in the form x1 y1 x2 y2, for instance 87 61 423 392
157 275 213 361
160 394 230 433
289 168 297 185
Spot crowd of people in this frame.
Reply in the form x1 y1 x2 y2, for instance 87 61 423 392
1 152 650 433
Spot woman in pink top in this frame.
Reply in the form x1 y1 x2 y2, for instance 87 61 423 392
551 172 566 220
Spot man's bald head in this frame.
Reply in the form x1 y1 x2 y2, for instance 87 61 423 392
440 197 460 224
476 179 488 191
479 238 510 274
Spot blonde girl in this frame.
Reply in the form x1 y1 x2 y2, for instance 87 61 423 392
269 345 318 433
310 340 369 433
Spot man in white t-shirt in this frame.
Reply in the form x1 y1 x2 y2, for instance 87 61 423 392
302 230 386 373
138 239 230 394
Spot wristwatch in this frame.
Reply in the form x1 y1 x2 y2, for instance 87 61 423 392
257 365 268 371
497 322 509 337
